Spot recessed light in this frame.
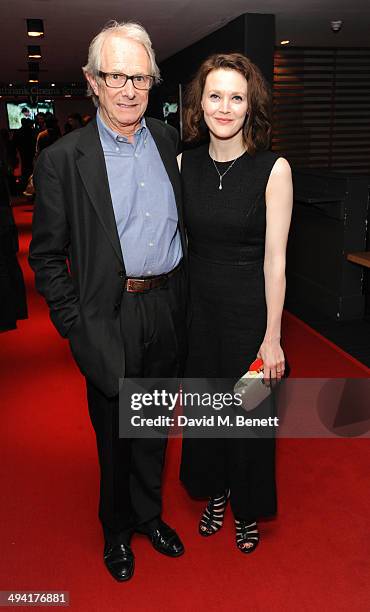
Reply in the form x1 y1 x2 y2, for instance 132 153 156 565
280 40 290 45
29 78 39 83
51 83 56 87
9 83 13 86
28 45 41 59
27 19 44 38
64 94 72 98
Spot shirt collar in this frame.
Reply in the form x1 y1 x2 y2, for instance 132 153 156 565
96 110 147 148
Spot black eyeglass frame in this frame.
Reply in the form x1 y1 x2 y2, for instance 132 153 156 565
97 71 154 90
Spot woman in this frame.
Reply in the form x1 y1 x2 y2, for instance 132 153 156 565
178 53 293 553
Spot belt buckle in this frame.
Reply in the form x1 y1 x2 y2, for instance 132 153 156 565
126 278 147 293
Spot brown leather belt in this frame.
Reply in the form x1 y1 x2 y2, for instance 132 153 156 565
124 261 182 293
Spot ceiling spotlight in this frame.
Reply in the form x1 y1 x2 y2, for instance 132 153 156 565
28 45 41 59
51 83 56 87
330 20 343 33
27 19 44 37
29 73 39 83
280 40 290 45
9 83 13 87
64 94 72 98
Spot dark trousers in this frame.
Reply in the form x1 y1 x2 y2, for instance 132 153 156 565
87 265 187 544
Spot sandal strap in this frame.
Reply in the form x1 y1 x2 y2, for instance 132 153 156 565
199 489 230 534
235 519 260 547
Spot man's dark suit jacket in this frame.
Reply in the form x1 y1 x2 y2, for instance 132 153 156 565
29 117 187 397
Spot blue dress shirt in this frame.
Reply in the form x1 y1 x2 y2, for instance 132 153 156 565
96 111 182 276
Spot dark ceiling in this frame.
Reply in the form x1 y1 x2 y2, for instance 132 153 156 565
1 0 370 84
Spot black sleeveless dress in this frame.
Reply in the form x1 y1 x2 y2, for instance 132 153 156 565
180 144 279 520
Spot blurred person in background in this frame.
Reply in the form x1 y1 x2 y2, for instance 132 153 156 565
13 118 35 191
35 115 61 156
0 136 28 331
64 112 84 134
0 129 18 195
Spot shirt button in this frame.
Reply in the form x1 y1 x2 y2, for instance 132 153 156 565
147 270 152 275
149 242 154 247
116 147 119 152
145 212 150 217
134 153 139 158
140 181 145 187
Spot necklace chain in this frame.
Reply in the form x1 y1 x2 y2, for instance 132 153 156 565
211 154 242 190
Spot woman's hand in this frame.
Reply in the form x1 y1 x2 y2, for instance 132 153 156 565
257 338 285 382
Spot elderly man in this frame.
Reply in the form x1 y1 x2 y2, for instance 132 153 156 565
29 21 187 581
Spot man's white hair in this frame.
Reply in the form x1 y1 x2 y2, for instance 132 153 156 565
82 20 161 107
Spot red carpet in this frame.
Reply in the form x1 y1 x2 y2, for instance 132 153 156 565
1 202 369 611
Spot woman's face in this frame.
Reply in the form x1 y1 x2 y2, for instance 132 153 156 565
201 68 248 142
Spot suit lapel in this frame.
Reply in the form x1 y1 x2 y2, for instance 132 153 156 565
146 117 187 258
75 120 124 265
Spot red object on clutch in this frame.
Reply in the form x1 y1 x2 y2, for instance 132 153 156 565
248 358 264 373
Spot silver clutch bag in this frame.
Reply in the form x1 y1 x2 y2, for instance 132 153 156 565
234 358 272 412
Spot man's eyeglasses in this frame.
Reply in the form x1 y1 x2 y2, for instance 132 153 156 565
98 71 154 90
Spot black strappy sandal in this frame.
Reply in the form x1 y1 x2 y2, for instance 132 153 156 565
235 519 260 553
199 489 230 536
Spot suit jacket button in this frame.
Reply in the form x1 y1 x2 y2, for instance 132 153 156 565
118 270 125 278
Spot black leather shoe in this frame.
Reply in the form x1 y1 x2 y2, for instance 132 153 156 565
138 519 184 557
103 542 135 581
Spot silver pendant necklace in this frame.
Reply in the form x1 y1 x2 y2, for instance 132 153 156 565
211 154 241 190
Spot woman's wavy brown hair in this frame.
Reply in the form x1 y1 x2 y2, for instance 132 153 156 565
183 53 272 155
